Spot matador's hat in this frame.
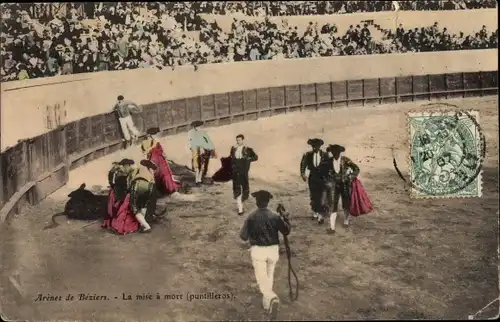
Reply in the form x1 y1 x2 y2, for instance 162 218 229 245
118 158 135 166
140 159 158 171
191 120 204 128
327 144 345 154
251 190 273 202
146 127 160 135
307 138 324 147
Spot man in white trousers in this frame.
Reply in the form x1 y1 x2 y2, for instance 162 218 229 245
187 120 216 185
113 95 141 146
239 190 291 320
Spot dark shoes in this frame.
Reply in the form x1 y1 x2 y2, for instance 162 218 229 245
327 228 335 234
269 297 280 321
139 227 152 233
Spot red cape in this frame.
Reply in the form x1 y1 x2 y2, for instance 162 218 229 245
212 156 232 182
149 143 180 195
102 189 139 234
349 178 373 217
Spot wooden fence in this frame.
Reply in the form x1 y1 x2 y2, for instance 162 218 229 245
0 71 497 222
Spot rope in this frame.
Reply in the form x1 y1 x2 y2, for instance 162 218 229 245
391 148 407 184
283 234 299 301
277 203 299 301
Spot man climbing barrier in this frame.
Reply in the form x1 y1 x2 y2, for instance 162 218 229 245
113 95 141 146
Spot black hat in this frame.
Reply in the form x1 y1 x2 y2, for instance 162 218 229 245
191 120 204 127
118 158 135 166
117 95 124 101
146 127 160 135
327 144 345 154
140 159 157 170
251 190 273 201
307 138 324 147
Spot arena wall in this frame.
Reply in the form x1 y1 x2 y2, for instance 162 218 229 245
1 49 497 151
0 52 497 222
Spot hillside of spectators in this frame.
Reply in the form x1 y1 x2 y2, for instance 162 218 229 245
145 1 497 17
1 2 498 82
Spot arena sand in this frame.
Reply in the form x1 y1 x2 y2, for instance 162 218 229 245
0 96 498 321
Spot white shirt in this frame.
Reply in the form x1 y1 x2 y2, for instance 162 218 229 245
313 152 321 167
332 157 341 173
235 145 244 159
392 1 400 11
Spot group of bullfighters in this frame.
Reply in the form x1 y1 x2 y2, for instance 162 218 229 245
102 126 181 233
106 94 361 235
104 93 260 233
300 138 360 233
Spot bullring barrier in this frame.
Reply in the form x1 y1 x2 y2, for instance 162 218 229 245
2 49 497 149
0 57 497 223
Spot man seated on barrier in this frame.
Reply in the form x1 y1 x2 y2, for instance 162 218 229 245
127 159 159 233
140 127 180 196
113 95 141 146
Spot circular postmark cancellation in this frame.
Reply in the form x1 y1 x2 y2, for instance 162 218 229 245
405 104 485 198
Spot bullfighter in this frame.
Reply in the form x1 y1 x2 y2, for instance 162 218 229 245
319 144 360 234
187 120 216 185
230 134 258 215
300 138 328 223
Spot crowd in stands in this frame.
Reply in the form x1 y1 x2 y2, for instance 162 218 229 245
383 23 498 53
1 1 498 82
135 1 498 16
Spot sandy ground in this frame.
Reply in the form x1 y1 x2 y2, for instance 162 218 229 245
0 96 498 321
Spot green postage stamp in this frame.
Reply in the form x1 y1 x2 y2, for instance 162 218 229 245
408 110 484 199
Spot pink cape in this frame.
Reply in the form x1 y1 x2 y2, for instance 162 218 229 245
102 189 139 234
149 143 180 195
349 178 373 217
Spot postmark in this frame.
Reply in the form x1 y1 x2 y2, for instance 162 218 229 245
407 107 485 199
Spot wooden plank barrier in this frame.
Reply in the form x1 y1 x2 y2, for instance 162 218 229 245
0 71 497 222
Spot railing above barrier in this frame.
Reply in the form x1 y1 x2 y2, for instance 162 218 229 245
0 71 497 222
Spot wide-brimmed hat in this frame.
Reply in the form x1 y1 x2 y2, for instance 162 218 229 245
251 190 273 202
327 144 345 154
140 159 157 170
191 120 204 127
307 138 324 147
118 158 135 166
146 127 160 135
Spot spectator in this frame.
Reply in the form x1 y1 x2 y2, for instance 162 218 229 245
0 2 498 82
